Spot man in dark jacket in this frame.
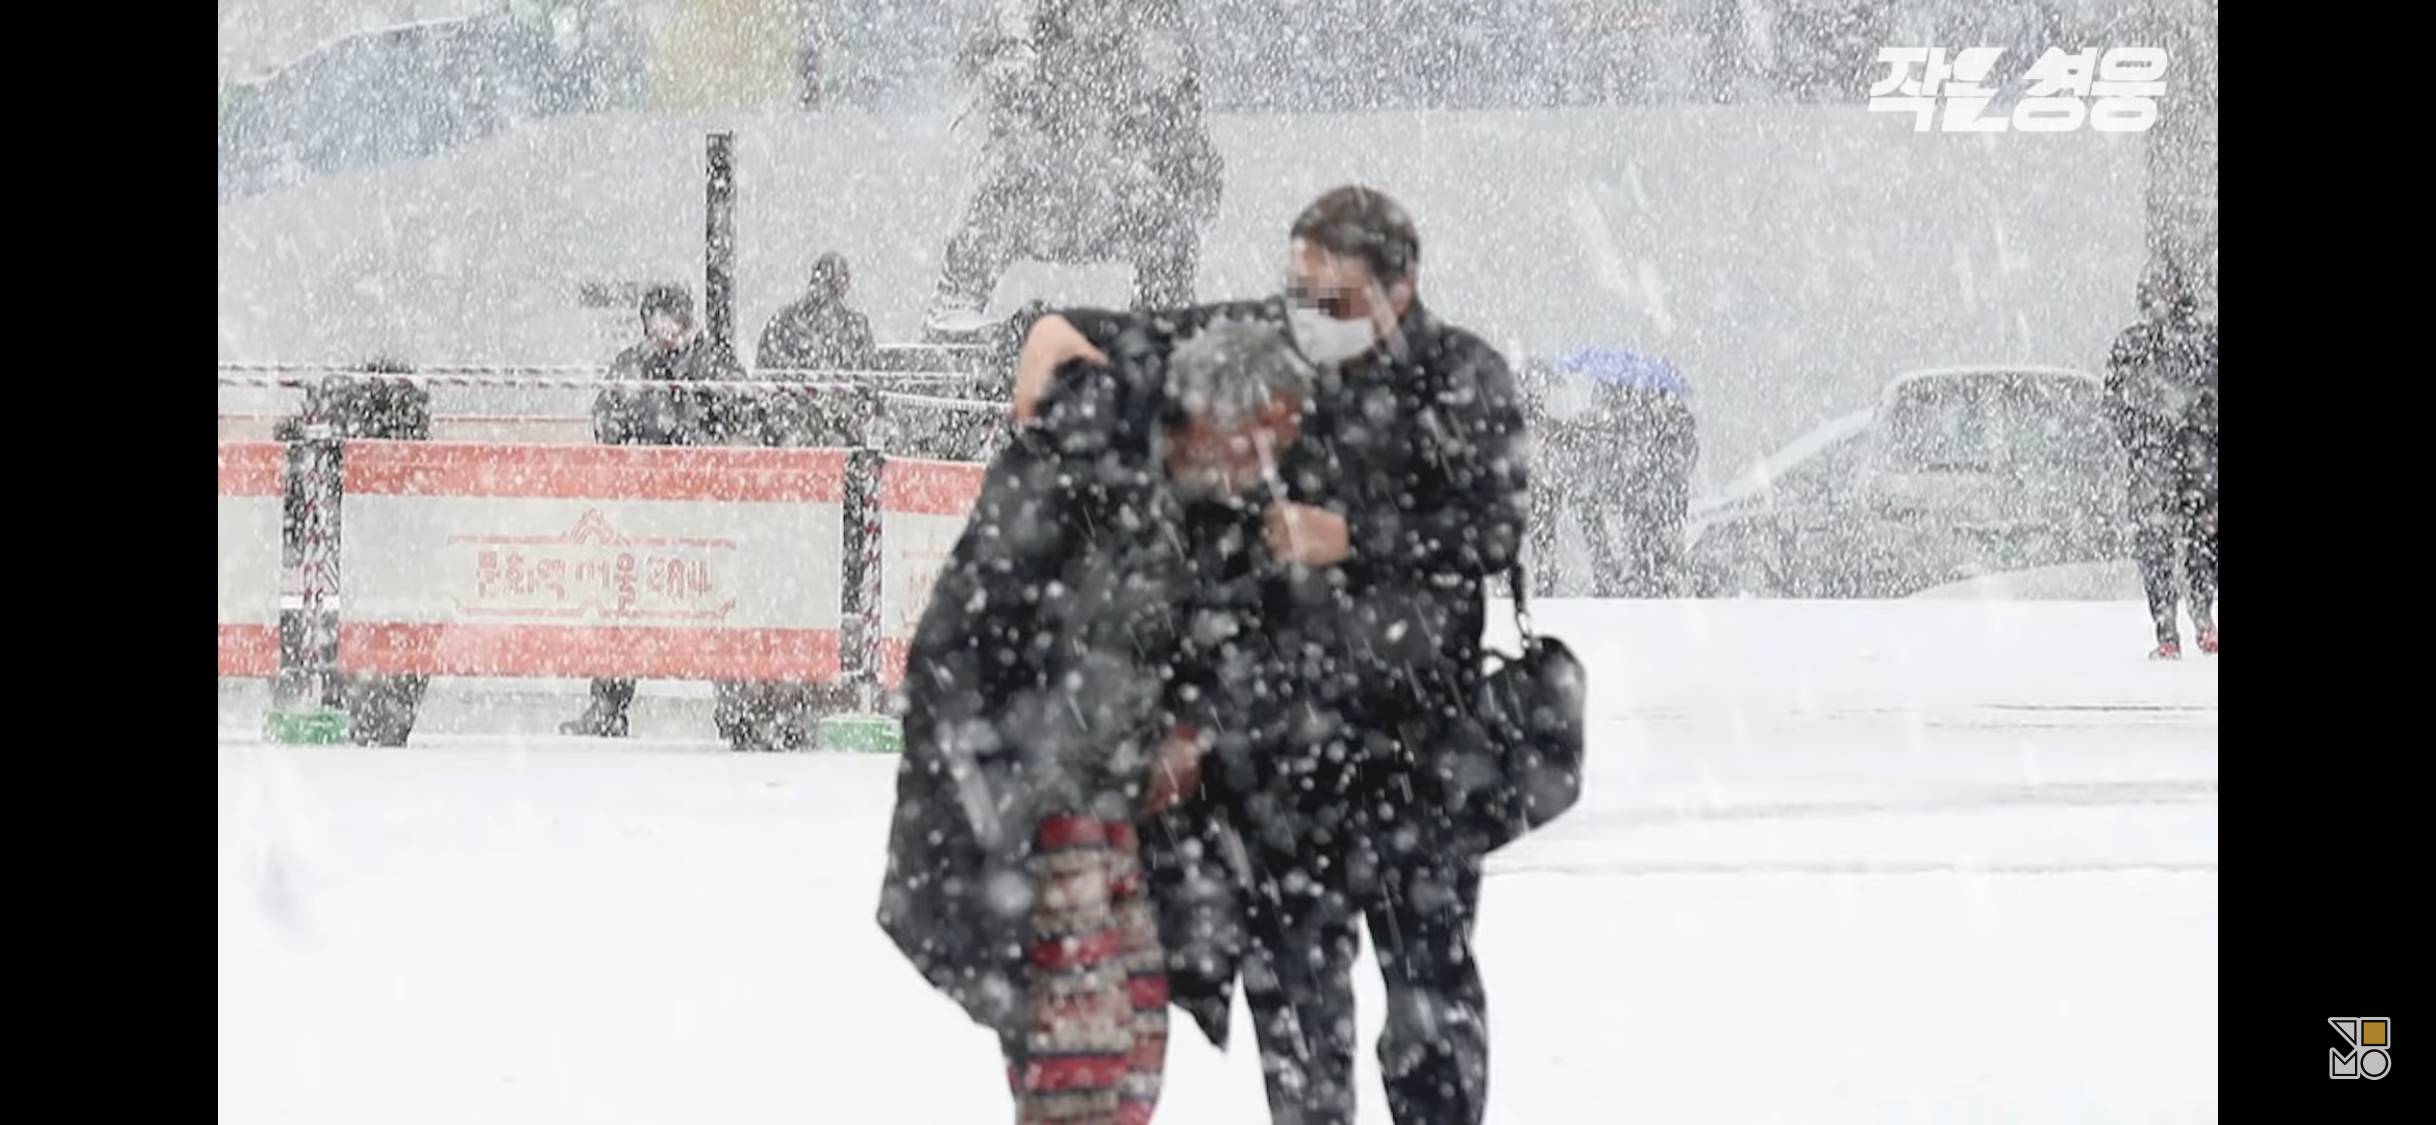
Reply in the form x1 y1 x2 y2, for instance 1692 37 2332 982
878 313 1316 1121
757 251 875 377
587 282 751 449
2105 269 2218 658
756 251 876 449
740 253 878 745
561 284 778 746
274 357 435 747
1011 185 1531 1125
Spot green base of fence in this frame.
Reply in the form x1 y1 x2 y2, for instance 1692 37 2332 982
818 713 902 754
264 707 351 745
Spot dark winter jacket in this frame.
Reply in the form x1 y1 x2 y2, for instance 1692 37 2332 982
1062 299 1533 873
756 294 875 375
1069 298 1529 655
2105 309 2218 454
1298 299 1532 638
877 319 1273 1046
591 334 748 447
301 378 434 441
754 296 876 447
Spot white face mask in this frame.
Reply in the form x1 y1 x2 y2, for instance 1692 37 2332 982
1287 305 1378 365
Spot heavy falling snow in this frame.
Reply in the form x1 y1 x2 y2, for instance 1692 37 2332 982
220 1 2219 1122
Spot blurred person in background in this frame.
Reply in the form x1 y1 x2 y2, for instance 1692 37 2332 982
562 284 798 749
2104 267 2218 659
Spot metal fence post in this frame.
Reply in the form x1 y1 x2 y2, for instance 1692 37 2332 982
823 385 900 752
265 377 350 744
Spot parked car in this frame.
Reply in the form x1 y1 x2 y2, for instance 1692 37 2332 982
1690 365 2127 598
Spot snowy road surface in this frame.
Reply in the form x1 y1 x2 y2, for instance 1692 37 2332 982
218 600 2217 1123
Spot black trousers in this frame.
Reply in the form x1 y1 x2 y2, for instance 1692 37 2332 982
579 678 812 751
342 673 430 747
2127 428 2219 644
1235 838 1489 1125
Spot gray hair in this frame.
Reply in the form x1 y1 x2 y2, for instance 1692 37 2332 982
1166 314 1315 429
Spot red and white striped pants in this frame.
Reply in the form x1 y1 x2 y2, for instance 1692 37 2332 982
1004 814 1169 1125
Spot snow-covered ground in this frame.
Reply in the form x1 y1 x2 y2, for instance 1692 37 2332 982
217 600 2217 1123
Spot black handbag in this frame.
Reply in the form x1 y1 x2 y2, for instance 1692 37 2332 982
1471 565 1587 852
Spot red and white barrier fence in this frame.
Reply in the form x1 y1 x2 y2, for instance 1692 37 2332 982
215 437 990 712
216 443 286 678
338 442 853 681
875 459 992 689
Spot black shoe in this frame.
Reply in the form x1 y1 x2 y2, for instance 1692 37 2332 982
560 706 630 738
725 719 782 753
349 720 414 748
726 719 813 753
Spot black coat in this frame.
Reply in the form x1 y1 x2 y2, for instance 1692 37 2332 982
1066 299 1528 658
755 294 875 374
884 297 1533 1048
1276 298 1531 676
1063 299 1533 871
2105 310 2218 454
754 296 876 447
877 320 1267 1045
297 378 433 442
591 334 747 447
